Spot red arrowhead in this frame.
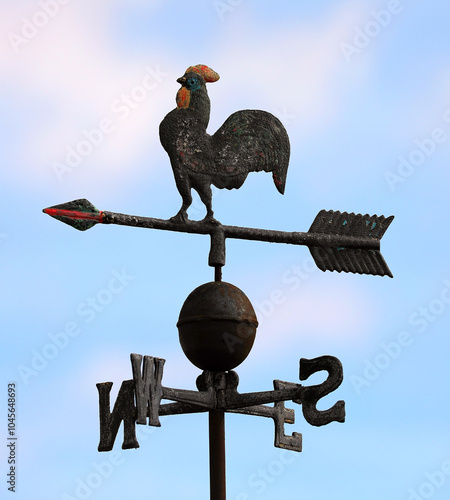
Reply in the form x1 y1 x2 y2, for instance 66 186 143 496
43 199 103 231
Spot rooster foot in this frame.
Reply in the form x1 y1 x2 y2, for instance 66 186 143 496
200 214 220 225
169 211 189 224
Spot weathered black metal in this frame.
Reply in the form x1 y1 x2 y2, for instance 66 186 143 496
300 356 345 426
44 63 396 500
96 380 138 451
130 354 165 426
96 354 344 453
209 410 226 500
102 210 384 249
95 283 346 499
230 380 303 452
43 199 394 277
309 210 394 277
209 226 226 268
159 65 290 223
177 282 258 371
44 198 101 231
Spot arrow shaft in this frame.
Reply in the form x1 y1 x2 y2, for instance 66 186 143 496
101 211 380 250
222 226 380 250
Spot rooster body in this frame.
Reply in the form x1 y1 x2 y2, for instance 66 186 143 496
159 65 290 222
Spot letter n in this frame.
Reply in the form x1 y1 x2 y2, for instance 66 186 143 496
96 380 139 451
131 354 165 426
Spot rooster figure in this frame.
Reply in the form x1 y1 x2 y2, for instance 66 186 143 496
159 64 290 222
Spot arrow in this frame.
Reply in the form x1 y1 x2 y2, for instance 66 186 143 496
43 199 394 277
43 199 103 231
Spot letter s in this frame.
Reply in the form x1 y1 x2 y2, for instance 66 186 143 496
299 356 345 426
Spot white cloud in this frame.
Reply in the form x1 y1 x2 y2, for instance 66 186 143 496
1 2 173 195
1 1 372 198
252 279 374 358
209 3 370 134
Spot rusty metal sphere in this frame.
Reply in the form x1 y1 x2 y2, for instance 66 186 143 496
177 281 258 371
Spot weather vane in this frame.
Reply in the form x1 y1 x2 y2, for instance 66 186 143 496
44 64 394 500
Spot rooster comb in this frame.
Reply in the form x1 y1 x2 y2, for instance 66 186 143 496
185 65 220 83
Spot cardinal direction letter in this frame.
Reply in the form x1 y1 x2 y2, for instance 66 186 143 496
299 356 345 427
97 380 139 452
131 354 165 426
231 381 303 452
273 380 302 452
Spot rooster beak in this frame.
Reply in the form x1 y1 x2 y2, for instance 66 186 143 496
177 76 186 85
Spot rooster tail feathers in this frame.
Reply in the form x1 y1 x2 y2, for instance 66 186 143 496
272 142 289 194
272 125 290 195
210 109 290 194
272 169 286 194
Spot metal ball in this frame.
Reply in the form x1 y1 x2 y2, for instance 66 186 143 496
177 282 258 371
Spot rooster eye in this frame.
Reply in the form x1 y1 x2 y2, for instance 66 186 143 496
186 77 201 91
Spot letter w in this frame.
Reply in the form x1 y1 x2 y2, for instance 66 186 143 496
131 354 165 426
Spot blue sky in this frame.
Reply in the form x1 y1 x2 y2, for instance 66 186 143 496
2 1 450 499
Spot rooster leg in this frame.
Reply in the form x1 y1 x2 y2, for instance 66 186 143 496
170 172 192 222
196 183 217 223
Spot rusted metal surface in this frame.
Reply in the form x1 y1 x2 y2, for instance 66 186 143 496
43 199 394 277
130 354 165 426
209 410 226 500
43 198 102 231
102 209 386 250
96 380 138 451
230 380 303 452
42 64 396 500
177 282 258 371
96 354 344 453
299 356 345 426
308 210 394 277
159 65 290 222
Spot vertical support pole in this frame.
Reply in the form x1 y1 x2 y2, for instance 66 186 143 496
209 227 225 282
209 410 226 500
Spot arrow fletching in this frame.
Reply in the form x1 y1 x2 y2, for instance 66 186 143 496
42 199 103 231
308 210 394 277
